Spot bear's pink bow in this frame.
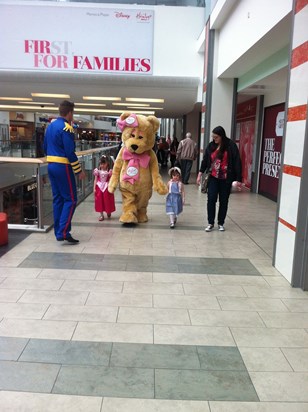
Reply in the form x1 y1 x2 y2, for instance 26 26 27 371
117 114 139 132
122 148 150 184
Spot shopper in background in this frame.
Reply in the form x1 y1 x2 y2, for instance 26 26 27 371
93 155 115 221
169 136 179 168
196 126 242 232
166 166 185 229
44 100 85 243
176 132 198 184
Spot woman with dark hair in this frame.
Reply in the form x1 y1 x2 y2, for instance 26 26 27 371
196 126 242 232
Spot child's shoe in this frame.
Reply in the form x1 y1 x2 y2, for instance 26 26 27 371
170 223 175 229
99 215 104 221
107 214 111 218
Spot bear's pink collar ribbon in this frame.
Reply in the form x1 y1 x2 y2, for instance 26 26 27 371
117 114 138 132
122 148 150 184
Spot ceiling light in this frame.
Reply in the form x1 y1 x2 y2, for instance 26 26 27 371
0 104 58 111
83 96 121 101
112 103 150 107
31 93 70 98
0 105 154 115
75 103 106 107
127 106 163 110
75 108 154 114
126 98 164 103
0 97 32 101
18 101 55 105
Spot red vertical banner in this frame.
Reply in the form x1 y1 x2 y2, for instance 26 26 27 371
259 103 285 201
236 98 257 188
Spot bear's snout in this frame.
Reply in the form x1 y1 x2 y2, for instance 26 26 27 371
131 144 138 152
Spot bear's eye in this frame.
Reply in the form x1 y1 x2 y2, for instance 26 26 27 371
131 133 135 138
138 135 143 139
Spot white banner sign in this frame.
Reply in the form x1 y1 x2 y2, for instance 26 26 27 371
0 4 154 74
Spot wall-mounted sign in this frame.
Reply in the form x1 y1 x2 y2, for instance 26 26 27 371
259 103 285 201
0 4 154 75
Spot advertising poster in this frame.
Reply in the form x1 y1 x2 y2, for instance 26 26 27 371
236 98 257 189
258 103 285 201
0 4 154 75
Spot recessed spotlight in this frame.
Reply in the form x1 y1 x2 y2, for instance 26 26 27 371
112 103 150 107
31 93 70 98
83 96 121 101
75 103 106 107
126 98 164 103
18 101 55 105
0 97 33 101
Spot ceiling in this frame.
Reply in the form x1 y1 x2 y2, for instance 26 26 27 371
0 9 290 120
0 70 201 119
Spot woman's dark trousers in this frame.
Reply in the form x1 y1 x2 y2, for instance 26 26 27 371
207 177 232 225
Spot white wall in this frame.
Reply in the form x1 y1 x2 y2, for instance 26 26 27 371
213 0 292 76
153 7 204 77
264 89 287 108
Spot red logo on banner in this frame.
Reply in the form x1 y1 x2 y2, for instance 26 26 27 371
115 12 130 19
136 12 152 21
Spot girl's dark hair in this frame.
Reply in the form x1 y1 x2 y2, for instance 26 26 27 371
99 155 110 169
212 126 228 159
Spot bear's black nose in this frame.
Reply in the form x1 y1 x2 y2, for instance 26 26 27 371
131 144 138 151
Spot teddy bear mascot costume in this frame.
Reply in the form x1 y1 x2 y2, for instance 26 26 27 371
108 112 168 224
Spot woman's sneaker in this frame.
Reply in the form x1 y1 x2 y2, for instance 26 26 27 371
218 225 225 231
205 224 214 232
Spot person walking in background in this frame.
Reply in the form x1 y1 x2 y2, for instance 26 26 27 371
176 132 198 184
44 100 85 244
93 155 115 221
166 166 185 229
196 126 242 232
169 136 179 167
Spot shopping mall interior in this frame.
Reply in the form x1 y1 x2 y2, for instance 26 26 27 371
0 0 307 410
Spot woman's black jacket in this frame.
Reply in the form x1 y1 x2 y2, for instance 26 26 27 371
199 139 242 184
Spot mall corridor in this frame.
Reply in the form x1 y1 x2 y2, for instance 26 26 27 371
0 179 308 411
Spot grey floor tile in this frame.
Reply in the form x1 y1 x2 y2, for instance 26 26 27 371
155 369 259 401
0 336 29 361
250 371 308 401
239 347 293 372
43 304 118 322
110 343 200 369
281 348 308 371
209 401 308 412
197 346 246 371
0 318 76 340
118 307 190 325
231 327 308 347
0 278 63 291
0 360 60 392
0 302 49 319
0 391 103 412
0 289 25 302
53 365 154 398
86 291 153 307
101 398 210 412
20 339 112 366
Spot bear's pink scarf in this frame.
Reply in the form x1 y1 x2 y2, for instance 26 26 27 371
122 148 150 184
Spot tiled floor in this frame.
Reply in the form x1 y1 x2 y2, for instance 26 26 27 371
0 174 308 411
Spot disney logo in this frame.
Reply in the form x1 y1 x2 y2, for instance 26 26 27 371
136 12 152 21
115 12 130 19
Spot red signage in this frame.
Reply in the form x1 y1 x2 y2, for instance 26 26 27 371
259 103 285 201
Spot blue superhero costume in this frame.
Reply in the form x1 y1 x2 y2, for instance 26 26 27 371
44 117 82 240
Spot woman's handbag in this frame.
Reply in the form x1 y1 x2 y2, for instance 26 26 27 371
201 171 211 193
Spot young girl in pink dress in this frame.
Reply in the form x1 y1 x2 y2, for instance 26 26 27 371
93 156 116 221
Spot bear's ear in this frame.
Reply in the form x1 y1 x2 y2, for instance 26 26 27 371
147 116 160 133
119 112 132 121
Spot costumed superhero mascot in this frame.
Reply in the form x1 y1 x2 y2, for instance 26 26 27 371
44 100 85 243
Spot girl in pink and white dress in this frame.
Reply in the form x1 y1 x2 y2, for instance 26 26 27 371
93 156 116 221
